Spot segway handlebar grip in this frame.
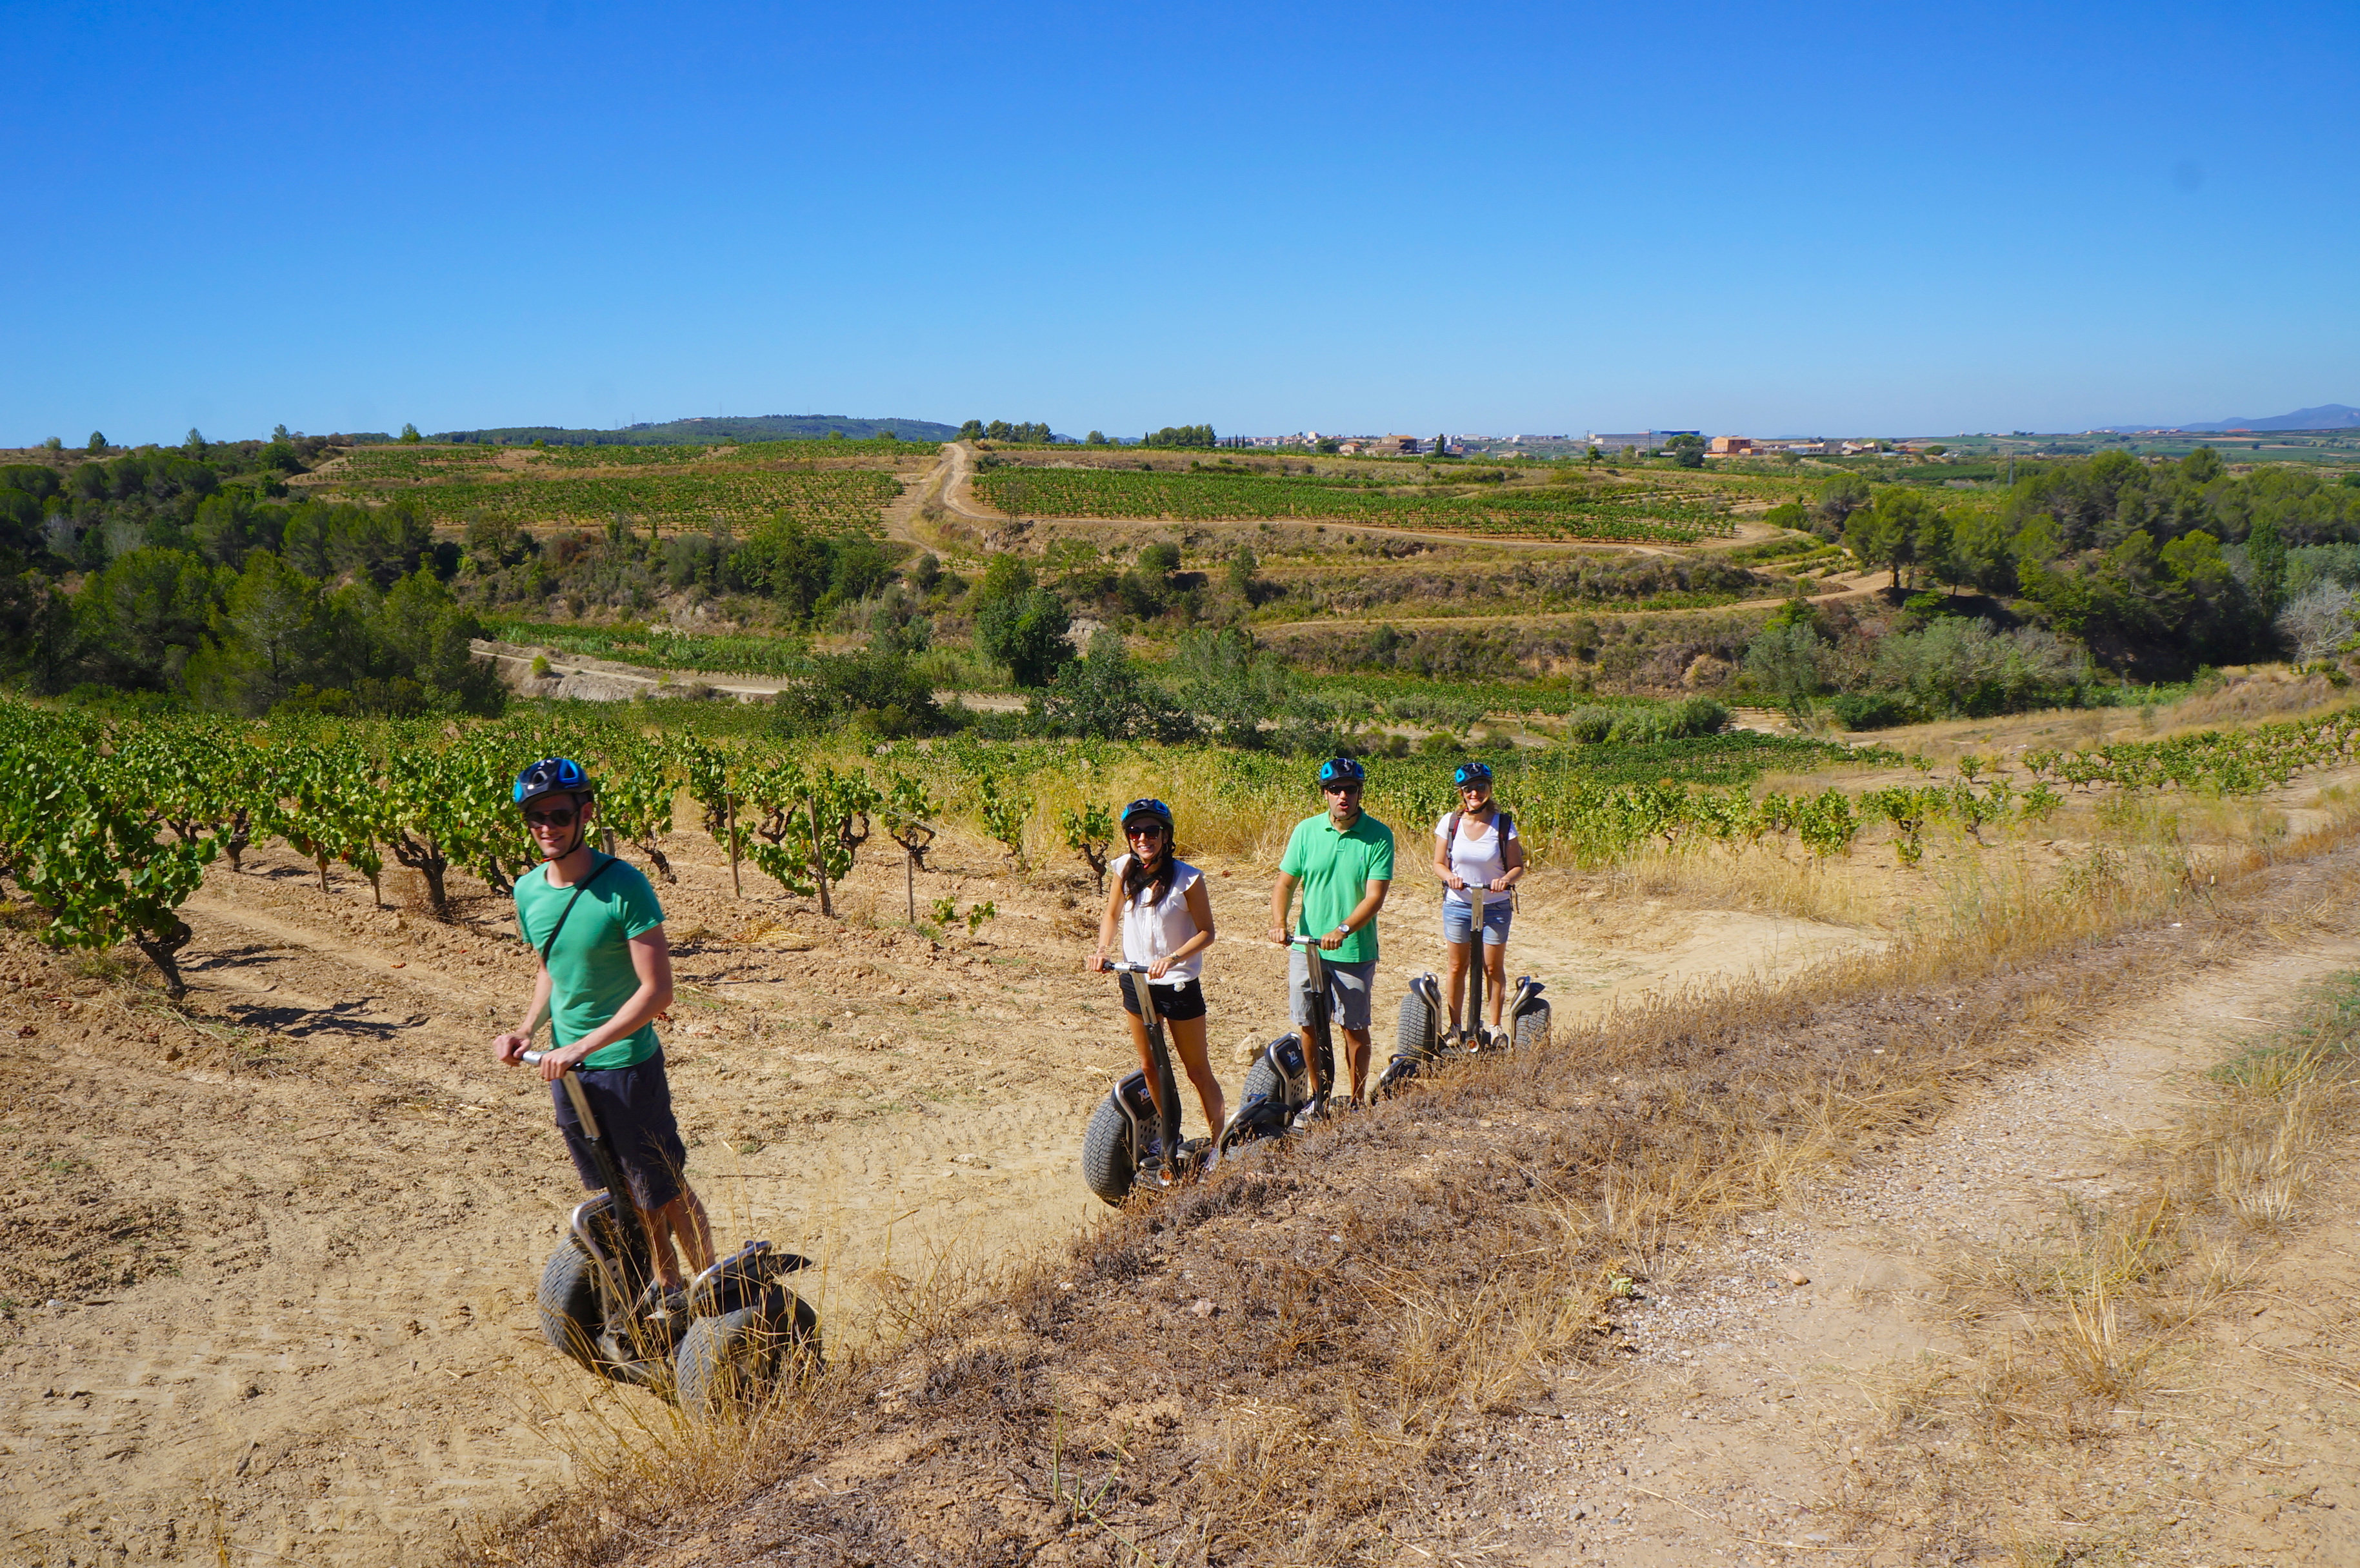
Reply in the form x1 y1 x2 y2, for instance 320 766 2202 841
1103 960 1154 975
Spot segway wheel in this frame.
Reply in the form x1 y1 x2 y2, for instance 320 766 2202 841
1081 1091 1136 1207
1396 987 1439 1061
1373 1053 1421 1100
535 1242 607 1376
1511 997 1552 1053
674 1293 821 1427
1239 1046 1286 1107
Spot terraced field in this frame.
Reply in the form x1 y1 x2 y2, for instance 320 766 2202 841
972 466 1735 541
343 468 906 531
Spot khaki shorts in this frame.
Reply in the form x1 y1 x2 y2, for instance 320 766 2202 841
1288 949 1375 1031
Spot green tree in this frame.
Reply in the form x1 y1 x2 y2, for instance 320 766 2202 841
1031 630 1194 742
76 547 223 686
974 587 1074 687
1226 545 1259 600
1814 473 1872 535
1945 509 2019 595
377 567 504 715
1169 626 1288 747
1743 602 1829 719
827 529 893 604
1845 487 1937 590
85 432 107 455
398 422 422 444
774 645 944 737
188 551 323 712
1085 430 1109 446
2246 515 2286 617
1665 434 1706 469
2181 446 2224 484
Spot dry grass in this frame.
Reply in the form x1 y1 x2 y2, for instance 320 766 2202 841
1828 966 2360 1564
452 775 2360 1566
1574 840 1883 928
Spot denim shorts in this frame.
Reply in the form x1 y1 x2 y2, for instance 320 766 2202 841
1443 897 1512 947
551 1051 690 1213
1288 949 1376 1031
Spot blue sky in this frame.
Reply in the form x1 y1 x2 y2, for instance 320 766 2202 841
4 1 2354 444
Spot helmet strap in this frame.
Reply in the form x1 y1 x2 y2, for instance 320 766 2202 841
537 794 594 868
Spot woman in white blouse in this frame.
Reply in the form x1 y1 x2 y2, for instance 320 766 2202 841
1432 760 1526 1040
1088 799 1224 1147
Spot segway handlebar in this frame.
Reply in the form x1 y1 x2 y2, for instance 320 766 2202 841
1102 960 1156 975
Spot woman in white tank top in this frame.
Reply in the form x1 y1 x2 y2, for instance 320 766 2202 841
1431 760 1525 1037
1087 799 1225 1144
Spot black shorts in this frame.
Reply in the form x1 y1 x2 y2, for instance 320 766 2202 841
551 1051 690 1213
1119 978 1208 1022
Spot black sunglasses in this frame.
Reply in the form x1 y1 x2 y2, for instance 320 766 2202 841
1323 782 1362 795
524 807 579 828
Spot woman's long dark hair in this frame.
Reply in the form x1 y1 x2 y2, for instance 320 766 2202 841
1121 832 1182 908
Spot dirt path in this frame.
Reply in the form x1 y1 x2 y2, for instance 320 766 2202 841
0 828 1878 1565
464 639 1030 713
1502 936 2360 1565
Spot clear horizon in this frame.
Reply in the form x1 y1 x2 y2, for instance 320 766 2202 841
5 0 2354 448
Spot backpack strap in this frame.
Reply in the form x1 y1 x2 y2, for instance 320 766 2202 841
531 853 619 968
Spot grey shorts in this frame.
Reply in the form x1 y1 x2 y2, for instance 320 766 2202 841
1288 949 1376 1031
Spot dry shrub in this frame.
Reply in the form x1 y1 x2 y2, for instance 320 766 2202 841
2157 669 2345 734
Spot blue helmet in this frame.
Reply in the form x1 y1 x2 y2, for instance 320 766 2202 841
514 756 594 806
1121 797 1174 833
1454 761 1494 789
1317 757 1366 788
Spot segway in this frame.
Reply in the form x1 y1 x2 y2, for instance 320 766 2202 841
1381 887 1552 1096
1219 934 1339 1153
1081 963 1213 1206
523 1050 821 1424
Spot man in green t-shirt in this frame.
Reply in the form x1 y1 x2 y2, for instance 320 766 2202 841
1270 756 1395 1102
493 757 713 1306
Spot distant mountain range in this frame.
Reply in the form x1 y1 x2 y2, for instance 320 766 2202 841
431 413 961 446
2174 404 2360 432
2102 403 2360 434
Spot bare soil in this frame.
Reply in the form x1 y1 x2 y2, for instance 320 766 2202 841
0 821 1872 1565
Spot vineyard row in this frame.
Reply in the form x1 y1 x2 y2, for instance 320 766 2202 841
972 468 1736 542
3 700 2353 998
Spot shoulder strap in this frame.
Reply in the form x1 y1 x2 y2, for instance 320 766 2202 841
534 854 619 967
1447 809 1463 842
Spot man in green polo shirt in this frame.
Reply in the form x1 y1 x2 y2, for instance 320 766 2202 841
1270 756 1395 1102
